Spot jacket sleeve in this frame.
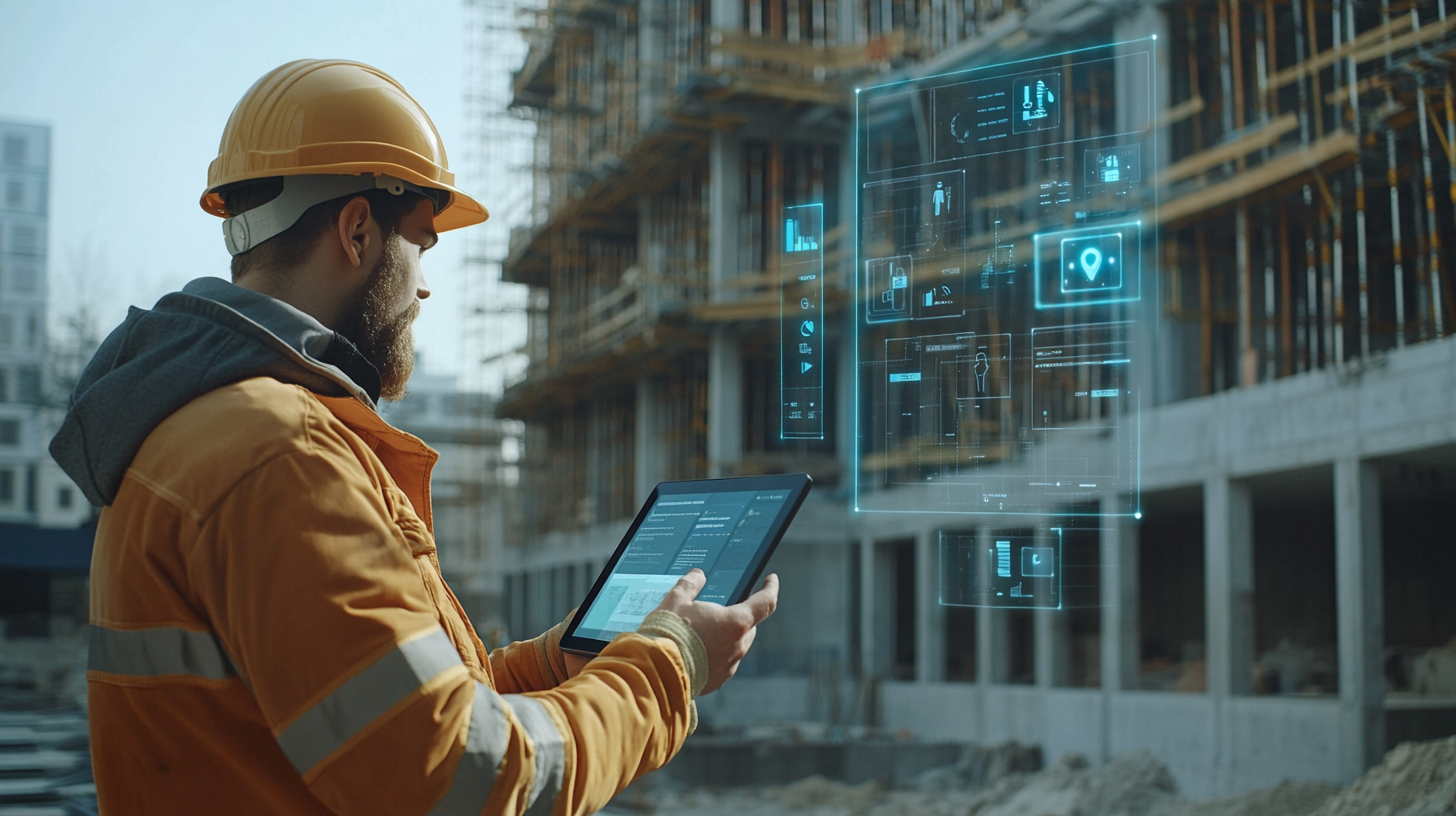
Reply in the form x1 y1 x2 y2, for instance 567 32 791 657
186 432 695 816
488 613 574 694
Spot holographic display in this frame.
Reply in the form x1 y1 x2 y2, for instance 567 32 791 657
855 40 1155 521
782 204 825 440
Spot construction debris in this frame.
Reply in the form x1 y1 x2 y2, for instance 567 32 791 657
1310 736 1456 816
0 707 96 815
613 737 1456 816
1410 638 1456 697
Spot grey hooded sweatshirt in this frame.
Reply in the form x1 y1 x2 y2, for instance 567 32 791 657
49 277 382 507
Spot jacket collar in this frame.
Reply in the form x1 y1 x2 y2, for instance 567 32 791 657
314 394 439 533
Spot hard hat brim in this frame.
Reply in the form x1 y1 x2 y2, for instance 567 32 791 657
202 162 488 232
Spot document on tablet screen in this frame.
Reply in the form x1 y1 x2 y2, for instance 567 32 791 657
572 488 792 642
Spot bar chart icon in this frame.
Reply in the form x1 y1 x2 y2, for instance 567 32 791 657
786 218 819 252
996 540 1012 577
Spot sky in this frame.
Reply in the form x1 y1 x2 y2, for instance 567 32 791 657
0 0 523 388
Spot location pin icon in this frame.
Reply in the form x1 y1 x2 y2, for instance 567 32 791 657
1080 247 1103 281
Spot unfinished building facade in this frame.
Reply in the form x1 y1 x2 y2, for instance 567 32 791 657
491 0 1456 797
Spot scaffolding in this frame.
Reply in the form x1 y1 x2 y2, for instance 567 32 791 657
462 0 539 396
482 0 1456 540
1158 0 1456 395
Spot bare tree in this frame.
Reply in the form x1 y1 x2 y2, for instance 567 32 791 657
45 241 108 408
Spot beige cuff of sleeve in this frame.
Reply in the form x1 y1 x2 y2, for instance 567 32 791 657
637 609 708 697
637 609 705 735
535 609 575 687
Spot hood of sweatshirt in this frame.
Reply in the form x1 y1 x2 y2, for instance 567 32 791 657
49 277 382 507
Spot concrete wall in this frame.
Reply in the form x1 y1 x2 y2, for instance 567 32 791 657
502 312 1456 800
879 682 1344 798
865 337 1456 797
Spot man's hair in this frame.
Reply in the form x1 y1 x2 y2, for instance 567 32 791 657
219 177 423 281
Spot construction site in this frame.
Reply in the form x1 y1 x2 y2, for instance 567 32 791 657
4 0 1456 812
485 0 1456 802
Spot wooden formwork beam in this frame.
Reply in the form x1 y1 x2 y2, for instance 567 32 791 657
1269 13 1456 92
1159 131 1359 226
1163 113 1299 185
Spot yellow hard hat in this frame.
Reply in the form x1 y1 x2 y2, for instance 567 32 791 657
200 59 487 252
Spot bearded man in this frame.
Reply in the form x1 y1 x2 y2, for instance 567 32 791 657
49 60 777 815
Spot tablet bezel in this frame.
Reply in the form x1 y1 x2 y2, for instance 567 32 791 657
559 473 813 656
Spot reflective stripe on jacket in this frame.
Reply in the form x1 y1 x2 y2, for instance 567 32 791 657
88 376 694 815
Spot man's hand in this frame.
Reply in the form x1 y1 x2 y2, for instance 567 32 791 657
651 568 780 695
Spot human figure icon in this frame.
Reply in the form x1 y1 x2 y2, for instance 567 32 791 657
974 352 990 393
933 181 947 216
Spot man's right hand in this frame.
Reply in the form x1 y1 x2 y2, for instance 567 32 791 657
651 568 779 695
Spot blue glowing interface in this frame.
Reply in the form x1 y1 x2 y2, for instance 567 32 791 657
939 530 1062 609
856 40 1153 517
573 490 791 641
782 203 826 440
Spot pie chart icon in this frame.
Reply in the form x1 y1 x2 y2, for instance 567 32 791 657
800 320 815 336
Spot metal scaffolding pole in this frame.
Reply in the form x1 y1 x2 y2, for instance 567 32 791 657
1345 0 1369 360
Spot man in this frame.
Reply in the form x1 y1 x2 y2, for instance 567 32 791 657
49 59 778 815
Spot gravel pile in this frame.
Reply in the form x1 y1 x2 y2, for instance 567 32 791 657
1156 780 1338 816
611 737 1456 816
1308 736 1456 816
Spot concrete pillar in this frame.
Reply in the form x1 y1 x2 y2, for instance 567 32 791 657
916 528 944 682
638 0 661 120
705 128 742 479
1036 607 1071 687
1205 477 1255 698
859 535 877 679
707 330 742 477
1335 458 1385 776
634 377 659 506
837 110 858 474
708 131 741 299
710 0 740 35
836 0 860 44
1102 505 1141 692
837 323 856 478
1114 5 1176 406
977 527 1011 685
872 541 899 678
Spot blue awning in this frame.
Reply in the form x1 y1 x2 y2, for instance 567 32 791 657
0 522 96 571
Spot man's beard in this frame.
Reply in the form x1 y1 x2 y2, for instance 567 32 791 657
336 233 419 401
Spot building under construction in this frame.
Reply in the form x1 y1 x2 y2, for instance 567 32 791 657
488 0 1456 797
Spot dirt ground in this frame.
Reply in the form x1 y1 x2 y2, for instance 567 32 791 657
609 736 1456 816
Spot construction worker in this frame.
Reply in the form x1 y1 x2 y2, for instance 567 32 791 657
48 59 778 815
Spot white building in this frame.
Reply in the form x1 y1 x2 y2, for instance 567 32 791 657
0 121 90 662
0 120 87 530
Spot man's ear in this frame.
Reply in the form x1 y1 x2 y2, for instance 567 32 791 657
336 196 374 269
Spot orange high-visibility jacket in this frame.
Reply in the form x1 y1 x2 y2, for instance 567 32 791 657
84 375 695 814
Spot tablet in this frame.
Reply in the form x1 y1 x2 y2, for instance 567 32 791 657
560 473 813 655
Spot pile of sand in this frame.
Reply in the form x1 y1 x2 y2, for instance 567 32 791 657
610 737 1456 816
1157 780 1338 816
1309 736 1456 816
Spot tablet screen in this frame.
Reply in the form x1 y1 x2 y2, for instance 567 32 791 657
570 488 794 643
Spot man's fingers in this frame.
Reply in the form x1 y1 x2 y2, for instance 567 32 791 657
739 573 780 624
671 569 707 601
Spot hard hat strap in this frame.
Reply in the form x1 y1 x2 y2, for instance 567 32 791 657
221 174 445 256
